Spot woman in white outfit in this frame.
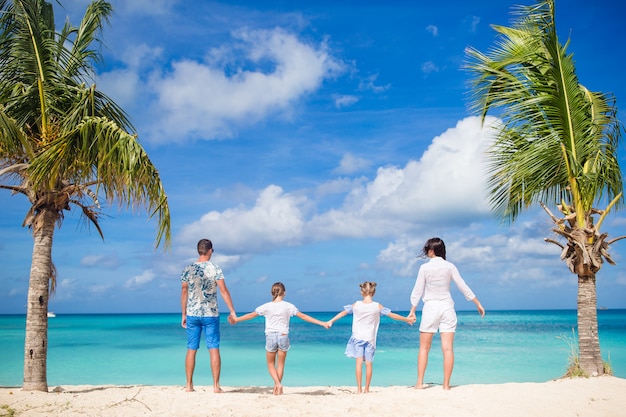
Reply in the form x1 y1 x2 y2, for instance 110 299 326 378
408 237 485 390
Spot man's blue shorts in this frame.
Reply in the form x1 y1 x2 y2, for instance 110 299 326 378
186 316 220 350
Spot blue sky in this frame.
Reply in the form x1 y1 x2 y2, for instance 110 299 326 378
2 0 626 314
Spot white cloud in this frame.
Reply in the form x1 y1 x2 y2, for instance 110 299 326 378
176 116 498 260
97 44 163 109
377 236 423 276
334 94 359 108
375 223 569 294
125 270 156 289
52 278 78 302
8 288 22 297
469 16 481 33
178 185 309 253
146 28 344 142
80 254 120 269
358 74 390 94
332 153 371 175
88 284 114 294
422 61 439 74
315 178 359 198
426 25 439 37
309 116 496 238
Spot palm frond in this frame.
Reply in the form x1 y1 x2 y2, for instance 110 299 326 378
28 116 170 247
465 0 623 225
0 0 170 248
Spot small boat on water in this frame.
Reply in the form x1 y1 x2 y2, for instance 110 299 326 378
47 312 56 318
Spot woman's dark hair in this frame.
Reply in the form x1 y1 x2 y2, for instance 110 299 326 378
423 237 446 260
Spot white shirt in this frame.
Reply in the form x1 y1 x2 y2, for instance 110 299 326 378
410 256 476 307
255 300 299 335
344 301 390 347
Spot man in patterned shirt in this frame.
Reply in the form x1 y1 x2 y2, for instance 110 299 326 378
181 238 236 392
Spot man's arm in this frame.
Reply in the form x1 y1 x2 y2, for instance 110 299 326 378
217 279 236 318
181 282 189 328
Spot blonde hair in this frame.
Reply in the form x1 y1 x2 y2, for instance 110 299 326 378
271 282 286 300
359 281 376 296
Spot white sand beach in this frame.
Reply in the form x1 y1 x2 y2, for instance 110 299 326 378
1 376 625 417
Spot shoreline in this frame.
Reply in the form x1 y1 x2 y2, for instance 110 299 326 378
2 376 625 417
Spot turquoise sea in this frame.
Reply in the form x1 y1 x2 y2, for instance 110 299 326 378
1 310 625 388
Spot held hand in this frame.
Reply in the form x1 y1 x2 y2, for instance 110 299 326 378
326 321 333 329
227 314 237 325
322 321 331 329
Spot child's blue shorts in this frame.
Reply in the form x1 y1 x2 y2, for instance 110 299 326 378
344 336 375 362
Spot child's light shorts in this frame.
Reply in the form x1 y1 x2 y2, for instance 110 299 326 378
344 336 375 362
265 332 290 352
419 300 457 333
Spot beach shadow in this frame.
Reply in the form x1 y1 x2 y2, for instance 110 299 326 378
413 383 438 390
226 387 335 396
295 389 334 396
228 386 274 394
55 385 140 394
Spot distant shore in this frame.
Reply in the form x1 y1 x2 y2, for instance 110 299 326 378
1 376 625 417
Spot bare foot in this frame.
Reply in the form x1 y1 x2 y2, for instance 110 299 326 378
413 384 428 389
443 385 451 391
185 386 195 392
214 385 224 393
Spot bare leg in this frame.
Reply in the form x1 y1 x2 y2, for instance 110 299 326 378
185 349 197 392
364 360 373 393
355 357 363 393
266 351 283 395
209 348 223 393
276 350 287 395
415 332 434 389
441 332 455 390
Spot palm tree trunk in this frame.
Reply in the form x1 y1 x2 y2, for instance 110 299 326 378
22 210 56 392
577 273 604 376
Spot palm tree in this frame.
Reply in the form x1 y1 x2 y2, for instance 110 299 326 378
465 0 623 377
0 0 170 391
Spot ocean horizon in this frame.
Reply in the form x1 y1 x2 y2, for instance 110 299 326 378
1 309 625 388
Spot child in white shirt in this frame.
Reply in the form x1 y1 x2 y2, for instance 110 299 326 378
328 281 414 393
230 282 328 395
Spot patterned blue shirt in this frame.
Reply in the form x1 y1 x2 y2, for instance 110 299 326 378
181 261 224 317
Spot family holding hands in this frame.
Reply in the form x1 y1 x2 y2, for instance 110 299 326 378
181 237 485 394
